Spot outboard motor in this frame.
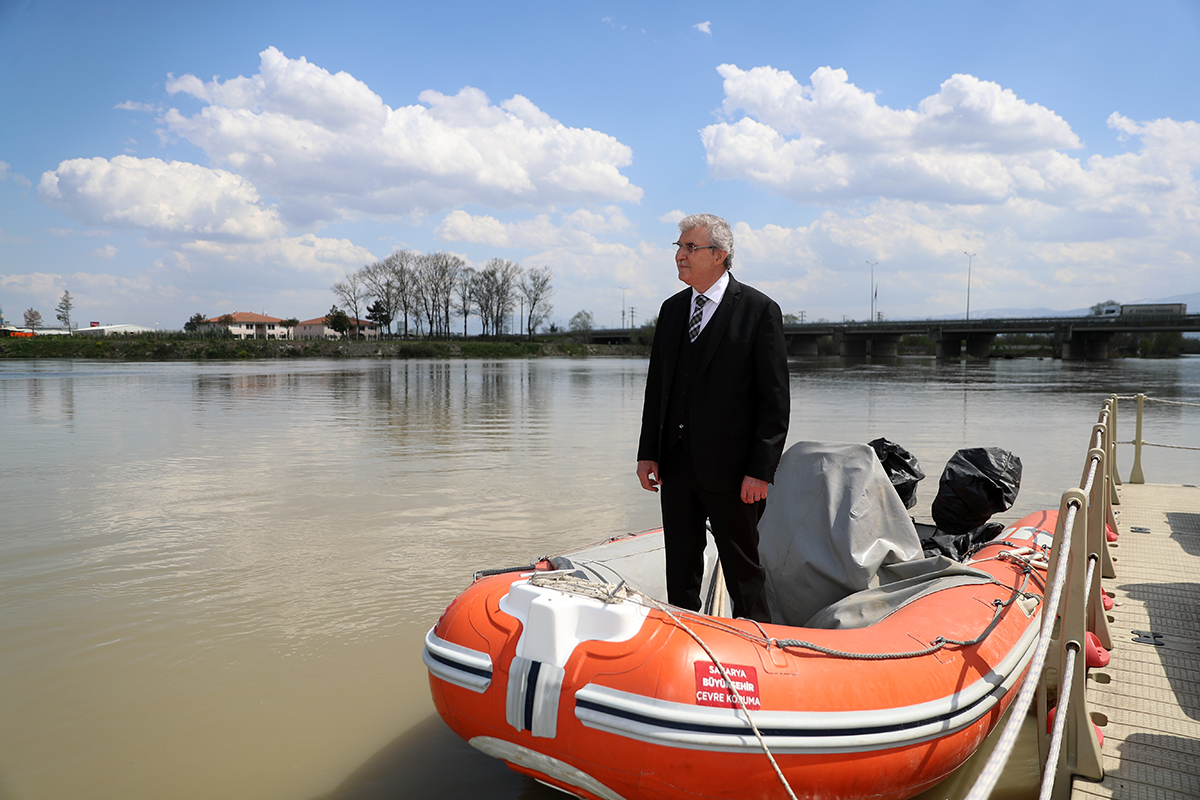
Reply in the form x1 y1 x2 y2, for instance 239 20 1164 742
924 447 1022 560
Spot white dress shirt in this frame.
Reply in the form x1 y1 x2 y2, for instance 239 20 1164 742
688 270 729 339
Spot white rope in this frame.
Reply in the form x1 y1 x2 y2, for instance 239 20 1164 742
961 499 1078 800
643 598 800 800
1116 438 1200 451
1081 454 1101 495
1142 441 1200 451
1143 397 1200 408
1038 643 1080 800
1112 394 1200 408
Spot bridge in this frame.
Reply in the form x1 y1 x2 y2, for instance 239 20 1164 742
589 313 1200 360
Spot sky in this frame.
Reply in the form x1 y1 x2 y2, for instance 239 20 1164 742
2 0 1199 331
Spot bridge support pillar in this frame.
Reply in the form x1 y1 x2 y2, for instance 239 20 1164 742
935 335 963 359
839 335 868 357
1062 332 1113 361
870 334 901 357
786 334 820 356
965 333 996 359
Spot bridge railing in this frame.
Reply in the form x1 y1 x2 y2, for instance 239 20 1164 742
964 399 1121 800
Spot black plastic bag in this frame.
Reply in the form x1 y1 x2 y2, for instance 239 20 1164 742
868 437 926 509
920 521 1005 561
924 447 1022 559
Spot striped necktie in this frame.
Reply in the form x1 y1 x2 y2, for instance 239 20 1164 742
688 295 707 342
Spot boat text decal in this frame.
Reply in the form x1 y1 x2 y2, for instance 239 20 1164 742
693 662 760 709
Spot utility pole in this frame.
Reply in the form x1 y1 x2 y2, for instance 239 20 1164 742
618 286 629 328
629 307 636 328
964 252 976 320
866 261 878 323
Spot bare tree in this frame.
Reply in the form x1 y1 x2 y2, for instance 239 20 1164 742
413 252 463 338
454 267 477 338
55 290 74 334
24 308 43 331
475 258 523 337
360 257 405 338
383 249 418 337
411 254 435 337
332 270 370 339
519 266 554 339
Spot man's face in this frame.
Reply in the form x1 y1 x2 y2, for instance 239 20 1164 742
675 226 728 292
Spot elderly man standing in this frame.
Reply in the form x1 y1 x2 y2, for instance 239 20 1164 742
636 213 790 622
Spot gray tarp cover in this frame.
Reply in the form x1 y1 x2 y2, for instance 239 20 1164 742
760 441 993 628
550 441 997 630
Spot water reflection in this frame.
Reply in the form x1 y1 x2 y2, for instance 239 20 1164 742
1 356 1197 800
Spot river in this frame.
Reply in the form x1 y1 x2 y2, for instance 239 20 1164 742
1 355 1197 800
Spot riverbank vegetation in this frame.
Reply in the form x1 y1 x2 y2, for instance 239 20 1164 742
0 333 647 360
3 329 1194 361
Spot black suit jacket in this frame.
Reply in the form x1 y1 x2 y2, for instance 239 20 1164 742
637 273 790 493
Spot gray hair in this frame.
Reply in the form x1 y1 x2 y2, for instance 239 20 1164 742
679 213 734 271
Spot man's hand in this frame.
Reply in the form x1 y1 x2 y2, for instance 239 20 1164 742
741 476 768 504
637 460 661 492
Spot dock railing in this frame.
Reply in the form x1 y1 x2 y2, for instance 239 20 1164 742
1116 393 1200 485
963 398 1122 800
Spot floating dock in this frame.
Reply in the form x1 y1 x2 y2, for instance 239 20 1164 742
1072 482 1200 800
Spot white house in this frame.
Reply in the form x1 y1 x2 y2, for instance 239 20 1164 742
200 312 292 340
294 316 380 340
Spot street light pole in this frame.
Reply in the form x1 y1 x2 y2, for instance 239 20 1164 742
964 252 976 320
866 261 878 322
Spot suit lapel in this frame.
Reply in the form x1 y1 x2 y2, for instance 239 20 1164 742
696 273 739 376
657 289 689 402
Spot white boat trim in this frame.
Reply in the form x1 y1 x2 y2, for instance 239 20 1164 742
469 736 628 800
423 626 492 693
574 614 1040 754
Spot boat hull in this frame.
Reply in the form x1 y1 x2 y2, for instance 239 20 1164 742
425 513 1054 800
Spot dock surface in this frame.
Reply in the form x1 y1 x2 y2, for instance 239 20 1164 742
1071 483 1200 800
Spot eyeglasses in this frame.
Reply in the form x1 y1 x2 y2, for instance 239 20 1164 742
673 242 718 254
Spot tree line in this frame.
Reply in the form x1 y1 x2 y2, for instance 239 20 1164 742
331 250 554 339
13 290 74 332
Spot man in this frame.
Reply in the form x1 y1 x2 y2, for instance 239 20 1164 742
636 213 790 622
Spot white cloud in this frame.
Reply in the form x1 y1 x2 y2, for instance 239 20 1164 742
166 233 376 278
694 21 712 34
693 63 1200 317
704 65 1084 204
0 228 29 244
658 209 686 225
114 101 159 113
0 161 32 188
434 208 632 250
45 228 113 238
38 155 286 241
93 244 118 259
0 271 67 300
431 208 676 322
158 47 642 226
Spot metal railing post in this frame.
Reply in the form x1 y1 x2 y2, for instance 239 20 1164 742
1086 437 1114 645
1106 396 1121 502
1043 489 1105 800
1129 393 1146 484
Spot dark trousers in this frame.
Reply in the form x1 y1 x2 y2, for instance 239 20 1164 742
660 442 771 622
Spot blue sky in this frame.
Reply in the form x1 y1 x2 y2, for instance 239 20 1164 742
2 0 1199 330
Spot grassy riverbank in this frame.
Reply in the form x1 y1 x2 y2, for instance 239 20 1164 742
0 335 651 360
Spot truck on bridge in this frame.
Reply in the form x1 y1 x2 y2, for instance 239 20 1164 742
1099 303 1187 318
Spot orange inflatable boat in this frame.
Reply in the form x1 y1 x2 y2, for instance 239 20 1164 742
425 443 1053 800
